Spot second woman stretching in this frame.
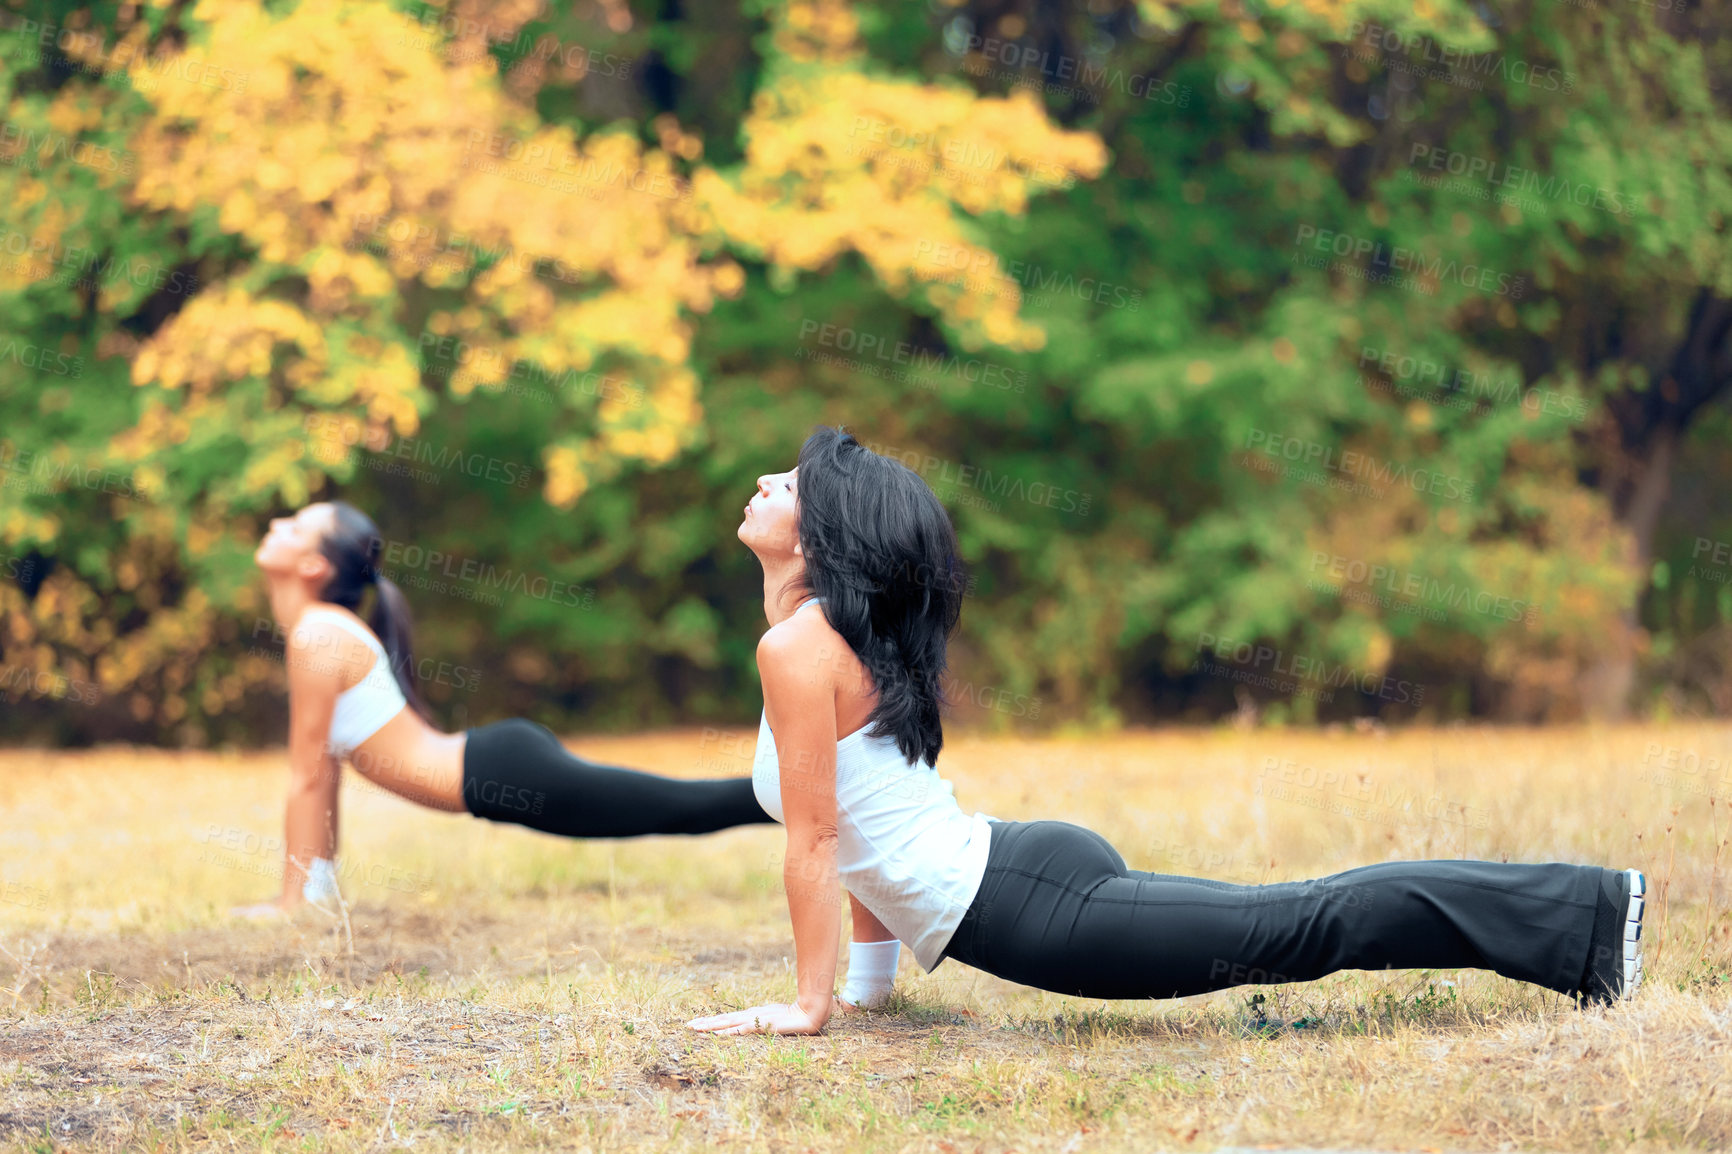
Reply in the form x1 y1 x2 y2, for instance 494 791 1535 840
239 500 773 918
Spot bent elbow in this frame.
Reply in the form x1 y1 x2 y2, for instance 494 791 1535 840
785 823 839 861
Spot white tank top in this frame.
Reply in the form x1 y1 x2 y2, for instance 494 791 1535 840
295 607 408 760
751 600 994 971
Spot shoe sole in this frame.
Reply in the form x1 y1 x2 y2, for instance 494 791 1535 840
1622 868 1645 1000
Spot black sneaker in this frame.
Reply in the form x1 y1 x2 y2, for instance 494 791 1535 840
1577 867 1645 1006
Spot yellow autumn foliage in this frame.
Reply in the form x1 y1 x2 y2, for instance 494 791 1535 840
698 1 1108 353
99 0 1098 510
0 0 1118 727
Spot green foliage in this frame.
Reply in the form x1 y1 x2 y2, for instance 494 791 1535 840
2 0 1731 742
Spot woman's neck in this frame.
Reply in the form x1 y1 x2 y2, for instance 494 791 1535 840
758 556 810 626
267 576 320 631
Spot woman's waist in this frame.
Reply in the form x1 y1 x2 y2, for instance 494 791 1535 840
834 810 992 887
833 817 993 961
348 712 461 779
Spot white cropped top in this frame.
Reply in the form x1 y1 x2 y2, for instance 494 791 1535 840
296 607 408 760
751 600 994 971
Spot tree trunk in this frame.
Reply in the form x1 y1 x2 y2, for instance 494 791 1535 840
1578 290 1732 718
1578 429 1674 719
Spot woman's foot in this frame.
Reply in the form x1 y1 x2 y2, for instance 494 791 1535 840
1577 867 1644 1005
301 857 343 917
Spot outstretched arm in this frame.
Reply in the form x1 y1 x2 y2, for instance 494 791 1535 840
236 619 346 917
690 625 841 1035
281 623 349 906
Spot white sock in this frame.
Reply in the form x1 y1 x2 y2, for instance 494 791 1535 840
842 939 901 1009
302 857 342 915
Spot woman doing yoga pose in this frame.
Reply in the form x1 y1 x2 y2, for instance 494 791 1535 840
688 427 1645 1035
237 500 773 918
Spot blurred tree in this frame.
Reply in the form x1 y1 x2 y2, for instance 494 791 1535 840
0 0 1100 740
866 0 1732 723
1 0 1729 743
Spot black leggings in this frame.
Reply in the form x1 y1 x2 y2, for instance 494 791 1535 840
462 718 775 838
939 821 1604 999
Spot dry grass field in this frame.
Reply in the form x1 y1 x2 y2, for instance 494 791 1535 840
1 724 1729 1153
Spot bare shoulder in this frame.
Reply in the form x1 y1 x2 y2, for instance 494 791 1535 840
284 609 372 692
756 606 832 666
756 605 854 692
291 604 371 642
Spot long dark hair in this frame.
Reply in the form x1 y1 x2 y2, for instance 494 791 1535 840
793 427 964 766
317 501 431 721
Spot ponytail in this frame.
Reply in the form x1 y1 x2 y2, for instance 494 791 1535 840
368 573 431 721
318 501 432 721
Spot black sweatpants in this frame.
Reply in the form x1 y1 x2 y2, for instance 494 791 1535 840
938 820 1604 999
462 718 775 838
